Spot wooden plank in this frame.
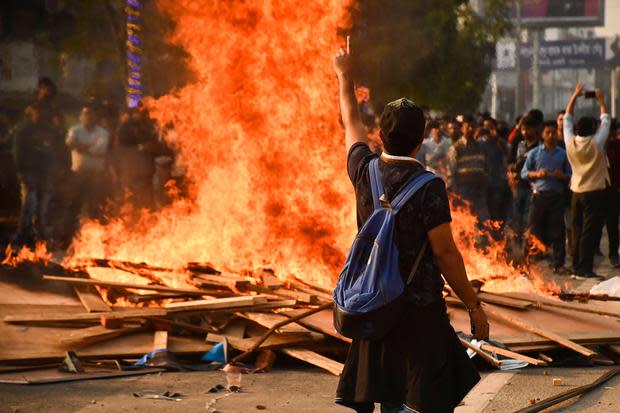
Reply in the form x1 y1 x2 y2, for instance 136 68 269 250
482 291 620 318
153 330 168 351
193 273 251 290
484 304 597 358
478 342 548 366
239 312 310 334
283 309 352 343
477 292 533 310
60 325 143 348
0 305 212 362
206 332 322 352
165 296 268 312
4 308 167 325
281 348 343 376
43 275 218 296
222 319 247 338
73 286 110 312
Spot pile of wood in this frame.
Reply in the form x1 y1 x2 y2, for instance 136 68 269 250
1 258 619 384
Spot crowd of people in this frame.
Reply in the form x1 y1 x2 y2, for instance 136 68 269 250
1 77 179 249
389 83 617 279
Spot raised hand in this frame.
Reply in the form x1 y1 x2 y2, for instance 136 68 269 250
332 35 352 79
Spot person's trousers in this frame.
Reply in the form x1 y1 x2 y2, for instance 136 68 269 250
605 190 620 259
572 190 609 274
528 191 566 268
511 183 531 241
16 173 53 243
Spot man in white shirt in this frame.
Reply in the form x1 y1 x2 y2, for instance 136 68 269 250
418 120 452 177
66 105 110 217
563 83 610 279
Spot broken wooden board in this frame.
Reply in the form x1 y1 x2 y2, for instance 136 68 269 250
0 305 212 362
206 332 323 352
4 307 167 326
281 348 343 376
448 301 620 350
192 273 252 290
239 312 311 334
153 330 168 351
43 275 218 296
282 309 352 344
165 295 269 312
73 285 110 312
59 324 143 348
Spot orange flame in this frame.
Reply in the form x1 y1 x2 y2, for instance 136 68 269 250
64 0 557 299
2 243 51 267
68 0 355 288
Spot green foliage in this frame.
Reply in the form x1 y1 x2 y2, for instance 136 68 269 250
348 0 511 114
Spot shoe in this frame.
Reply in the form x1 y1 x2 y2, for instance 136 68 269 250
610 256 620 268
571 272 604 280
552 266 571 275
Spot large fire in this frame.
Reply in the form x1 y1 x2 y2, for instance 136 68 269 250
52 0 556 296
68 0 355 287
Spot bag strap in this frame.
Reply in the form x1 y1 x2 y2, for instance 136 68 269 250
406 238 428 285
391 172 439 213
368 158 384 210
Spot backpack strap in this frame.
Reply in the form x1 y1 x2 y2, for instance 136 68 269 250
368 158 384 210
406 239 428 285
391 172 440 213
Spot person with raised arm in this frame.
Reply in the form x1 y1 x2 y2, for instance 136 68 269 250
332 37 487 413
564 83 611 279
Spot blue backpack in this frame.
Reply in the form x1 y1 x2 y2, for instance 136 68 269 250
333 158 439 339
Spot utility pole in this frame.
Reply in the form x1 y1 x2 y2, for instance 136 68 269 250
514 0 522 118
531 29 542 109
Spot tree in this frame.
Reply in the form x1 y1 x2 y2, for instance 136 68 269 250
347 0 510 114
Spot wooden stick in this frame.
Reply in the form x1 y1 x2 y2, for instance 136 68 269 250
478 342 548 366
281 348 343 376
459 338 501 367
482 290 620 318
514 367 620 413
231 302 333 364
483 304 597 358
43 275 218 296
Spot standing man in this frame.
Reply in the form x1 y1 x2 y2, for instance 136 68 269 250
447 116 490 225
564 83 610 279
445 118 461 143
332 38 487 413
419 120 452 177
521 121 572 273
508 115 540 247
66 105 110 218
482 117 511 225
14 104 65 245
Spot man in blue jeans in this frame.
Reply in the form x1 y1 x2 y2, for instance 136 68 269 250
521 121 572 273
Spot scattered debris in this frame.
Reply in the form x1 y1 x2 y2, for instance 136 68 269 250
132 390 182 401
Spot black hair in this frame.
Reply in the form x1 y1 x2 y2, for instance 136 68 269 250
379 99 426 156
38 77 57 97
558 110 566 116
521 114 539 129
528 109 544 126
575 116 597 137
482 116 497 128
542 120 557 130
461 114 475 124
428 120 440 129
611 118 618 132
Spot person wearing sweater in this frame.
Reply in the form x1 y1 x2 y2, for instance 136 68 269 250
564 83 611 279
